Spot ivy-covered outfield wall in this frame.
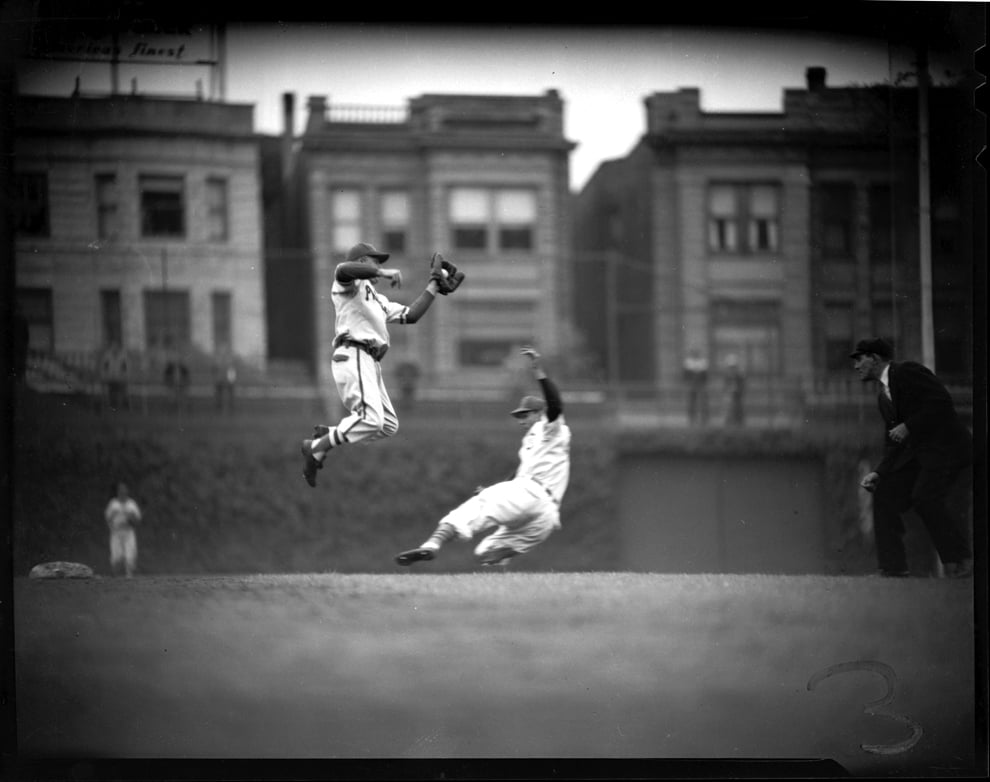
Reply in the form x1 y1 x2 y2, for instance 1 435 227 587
12 391 968 577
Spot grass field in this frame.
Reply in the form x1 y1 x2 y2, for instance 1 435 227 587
11 571 981 778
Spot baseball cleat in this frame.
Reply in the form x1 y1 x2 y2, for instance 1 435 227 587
300 439 322 487
395 547 436 566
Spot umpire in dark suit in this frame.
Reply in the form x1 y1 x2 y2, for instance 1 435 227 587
851 338 973 578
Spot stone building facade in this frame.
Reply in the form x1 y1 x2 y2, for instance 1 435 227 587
573 67 979 404
13 94 267 376
293 90 576 394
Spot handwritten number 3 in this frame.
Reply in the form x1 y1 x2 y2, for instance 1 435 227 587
807 660 923 755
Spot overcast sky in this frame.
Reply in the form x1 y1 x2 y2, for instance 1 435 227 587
13 21 975 191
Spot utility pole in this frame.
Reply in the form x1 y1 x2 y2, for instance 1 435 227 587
605 251 620 392
110 26 120 95
917 43 935 371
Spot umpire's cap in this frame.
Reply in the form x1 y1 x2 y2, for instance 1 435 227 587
510 395 546 417
849 337 893 360
345 242 389 263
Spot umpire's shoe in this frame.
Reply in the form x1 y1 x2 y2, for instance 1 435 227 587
395 547 436 566
300 439 322 487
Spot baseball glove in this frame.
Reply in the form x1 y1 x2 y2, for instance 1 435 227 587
429 252 465 295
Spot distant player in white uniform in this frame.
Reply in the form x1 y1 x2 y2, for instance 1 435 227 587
395 346 571 567
301 242 462 487
105 481 142 577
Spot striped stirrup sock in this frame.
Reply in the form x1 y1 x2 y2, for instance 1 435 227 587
423 522 456 550
312 427 347 462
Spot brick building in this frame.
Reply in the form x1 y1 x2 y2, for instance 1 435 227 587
13 93 268 381
288 90 577 395
573 67 980 416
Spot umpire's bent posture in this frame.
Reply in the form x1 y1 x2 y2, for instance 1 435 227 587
851 337 973 578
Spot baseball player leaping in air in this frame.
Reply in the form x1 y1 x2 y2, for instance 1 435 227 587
301 242 463 487
395 346 571 568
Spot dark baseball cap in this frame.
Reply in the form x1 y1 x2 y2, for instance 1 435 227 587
510 395 546 417
345 242 389 263
849 338 893 360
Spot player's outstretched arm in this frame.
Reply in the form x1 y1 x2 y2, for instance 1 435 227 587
334 262 379 282
336 262 403 288
403 279 441 324
521 346 563 421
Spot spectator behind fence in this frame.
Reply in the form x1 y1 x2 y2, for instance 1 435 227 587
213 348 237 413
683 347 710 426
105 481 142 577
100 342 130 411
850 337 973 578
722 354 746 427
164 352 190 414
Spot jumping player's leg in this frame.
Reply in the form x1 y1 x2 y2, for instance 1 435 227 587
302 347 397 486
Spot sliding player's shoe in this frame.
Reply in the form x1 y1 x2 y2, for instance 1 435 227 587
395 547 436 566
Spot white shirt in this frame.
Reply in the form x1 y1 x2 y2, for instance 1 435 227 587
105 498 141 530
684 355 708 373
515 414 571 504
880 364 891 399
331 268 409 349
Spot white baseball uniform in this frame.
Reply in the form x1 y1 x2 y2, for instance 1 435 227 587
322 266 412 449
105 496 141 576
440 406 571 558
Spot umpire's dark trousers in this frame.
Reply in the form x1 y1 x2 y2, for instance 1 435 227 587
872 456 972 573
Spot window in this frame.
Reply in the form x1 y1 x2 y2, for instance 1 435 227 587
868 184 892 263
381 190 409 254
708 186 738 252
450 188 488 250
820 183 854 258
212 291 232 352
459 339 525 367
140 175 185 237
496 190 535 250
206 177 229 241
331 189 362 253
449 187 536 253
16 172 49 236
144 290 190 350
101 289 123 347
711 299 781 376
455 300 535 367
16 287 54 352
823 302 854 372
748 185 779 252
96 174 119 240
707 183 779 254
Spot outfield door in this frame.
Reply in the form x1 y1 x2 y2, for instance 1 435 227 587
617 454 826 573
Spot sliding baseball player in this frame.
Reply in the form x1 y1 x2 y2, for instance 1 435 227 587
395 346 571 567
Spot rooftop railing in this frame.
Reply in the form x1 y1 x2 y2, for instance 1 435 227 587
326 104 408 124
